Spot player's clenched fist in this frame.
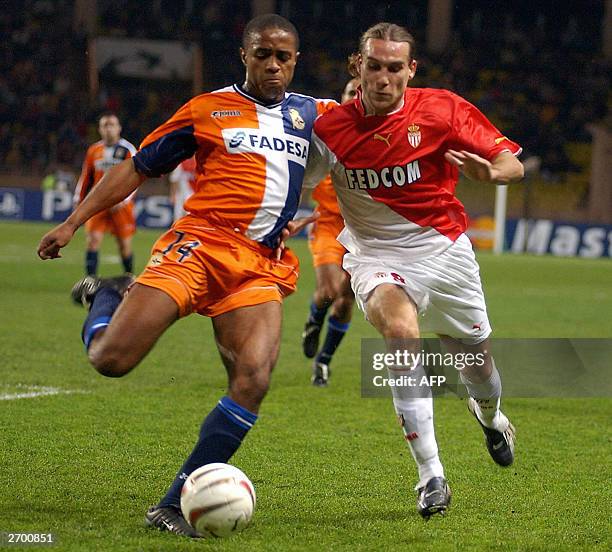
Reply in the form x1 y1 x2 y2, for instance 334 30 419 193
37 222 77 260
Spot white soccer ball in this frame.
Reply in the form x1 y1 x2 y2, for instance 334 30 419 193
180 463 256 537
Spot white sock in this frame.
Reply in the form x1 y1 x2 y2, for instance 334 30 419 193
460 359 503 430
389 362 444 489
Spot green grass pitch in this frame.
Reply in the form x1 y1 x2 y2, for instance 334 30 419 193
1 221 610 551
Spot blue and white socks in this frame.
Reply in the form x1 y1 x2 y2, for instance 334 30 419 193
316 316 349 366
158 396 257 510
81 287 121 348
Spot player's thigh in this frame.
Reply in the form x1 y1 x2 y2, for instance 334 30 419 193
212 301 282 376
366 283 420 340
90 282 179 368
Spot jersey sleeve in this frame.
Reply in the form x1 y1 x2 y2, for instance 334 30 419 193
121 139 137 158
303 131 336 190
315 98 338 115
133 101 199 178
449 94 522 160
73 146 95 204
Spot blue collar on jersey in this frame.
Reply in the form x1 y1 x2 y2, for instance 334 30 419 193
233 83 286 108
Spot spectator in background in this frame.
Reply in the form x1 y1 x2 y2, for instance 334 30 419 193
40 163 76 192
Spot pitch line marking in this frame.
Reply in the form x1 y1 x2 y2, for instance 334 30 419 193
0 384 89 401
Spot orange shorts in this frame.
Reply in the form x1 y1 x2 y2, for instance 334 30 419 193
85 202 136 238
308 214 346 268
136 215 299 318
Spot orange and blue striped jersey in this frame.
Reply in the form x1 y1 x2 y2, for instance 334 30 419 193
134 84 335 248
74 138 136 204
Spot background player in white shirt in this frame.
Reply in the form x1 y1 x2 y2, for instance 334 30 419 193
168 156 196 221
304 22 524 518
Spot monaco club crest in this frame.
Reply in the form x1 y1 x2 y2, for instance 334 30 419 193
407 124 421 148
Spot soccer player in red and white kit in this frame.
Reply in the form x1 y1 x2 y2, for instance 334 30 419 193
304 23 524 518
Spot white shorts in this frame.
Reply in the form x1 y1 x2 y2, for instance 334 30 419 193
343 234 491 343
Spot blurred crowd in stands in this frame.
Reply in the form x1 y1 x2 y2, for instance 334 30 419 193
1 0 608 187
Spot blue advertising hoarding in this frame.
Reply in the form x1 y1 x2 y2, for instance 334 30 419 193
1 188 610 258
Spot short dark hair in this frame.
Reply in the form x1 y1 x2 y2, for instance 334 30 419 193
242 14 299 50
348 22 416 77
98 111 119 124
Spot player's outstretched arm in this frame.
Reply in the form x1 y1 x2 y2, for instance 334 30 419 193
273 211 320 260
445 150 524 184
37 158 145 260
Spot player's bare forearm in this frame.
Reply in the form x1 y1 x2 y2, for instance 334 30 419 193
37 159 145 260
445 150 524 184
489 151 524 183
273 211 320 260
65 159 144 228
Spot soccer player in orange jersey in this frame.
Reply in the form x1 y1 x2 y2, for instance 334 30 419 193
302 78 359 386
37 14 333 538
73 113 137 275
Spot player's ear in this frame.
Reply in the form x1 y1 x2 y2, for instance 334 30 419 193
408 59 417 80
240 48 247 66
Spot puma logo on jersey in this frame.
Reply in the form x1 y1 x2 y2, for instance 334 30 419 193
345 160 421 189
494 136 507 144
373 133 392 147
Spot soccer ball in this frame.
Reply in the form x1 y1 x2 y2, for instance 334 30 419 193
180 463 256 537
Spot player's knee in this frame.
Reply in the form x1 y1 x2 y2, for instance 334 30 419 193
316 286 335 306
333 295 354 320
88 345 134 378
230 364 271 406
382 318 420 340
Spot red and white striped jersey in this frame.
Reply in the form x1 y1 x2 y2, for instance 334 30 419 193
305 87 522 260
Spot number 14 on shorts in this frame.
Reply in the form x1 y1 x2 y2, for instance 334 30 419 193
161 231 201 262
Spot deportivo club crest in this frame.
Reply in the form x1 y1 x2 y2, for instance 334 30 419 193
407 124 421 148
289 108 305 130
